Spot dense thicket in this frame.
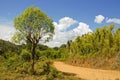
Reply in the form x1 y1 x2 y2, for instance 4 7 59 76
66 25 120 55
58 25 120 69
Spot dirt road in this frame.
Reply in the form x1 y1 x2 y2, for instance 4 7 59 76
53 61 120 80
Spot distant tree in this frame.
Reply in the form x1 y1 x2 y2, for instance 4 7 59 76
12 6 54 74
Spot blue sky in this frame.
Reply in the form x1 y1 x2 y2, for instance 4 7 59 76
0 0 120 27
0 0 120 47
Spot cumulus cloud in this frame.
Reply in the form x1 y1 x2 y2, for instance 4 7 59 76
56 17 78 30
106 18 120 24
0 25 15 41
73 22 92 36
45 17 92 47
94 15 105 24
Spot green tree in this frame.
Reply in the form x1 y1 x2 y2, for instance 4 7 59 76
12 6 54 74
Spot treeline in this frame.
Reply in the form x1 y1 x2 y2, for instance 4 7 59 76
0 38 62 60
58 25 120 70
66 25 120 55
0 39 47 54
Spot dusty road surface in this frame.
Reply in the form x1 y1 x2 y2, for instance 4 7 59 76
53 61 120 80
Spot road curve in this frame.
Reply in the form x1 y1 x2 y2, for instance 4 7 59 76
53 61 120 80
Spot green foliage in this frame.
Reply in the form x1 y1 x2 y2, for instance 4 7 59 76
37 44 49 50
0 39 21 55
35 60 53 75
12 6 54 44
20 49 31 61
58 25 120 69
3 51 17 59
39 48 62 60
0 54 82 80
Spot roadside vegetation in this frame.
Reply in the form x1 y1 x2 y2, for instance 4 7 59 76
58 25 120 70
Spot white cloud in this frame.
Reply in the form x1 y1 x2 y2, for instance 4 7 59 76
0 25 15 41
94 15 105 24
0 17 14 41
45 17 92 47
57 17 78 30
106 18 120 24
73 22 92 36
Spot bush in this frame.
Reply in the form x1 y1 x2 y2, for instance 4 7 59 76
35 49 41 60
34 60 62 80
15 62 31 74
35 60 52 75
3 51 18 59
20 49 31 61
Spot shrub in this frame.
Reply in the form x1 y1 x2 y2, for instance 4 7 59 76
20 49 31 61
35 60 52 75
34 60 62 80
3 51 17 59
35 49 41 60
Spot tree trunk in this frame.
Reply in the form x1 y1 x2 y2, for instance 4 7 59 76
31 44 36 75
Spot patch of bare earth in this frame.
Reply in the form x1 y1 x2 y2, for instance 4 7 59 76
53 61 120 80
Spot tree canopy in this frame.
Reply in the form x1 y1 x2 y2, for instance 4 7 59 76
13 6 54 44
